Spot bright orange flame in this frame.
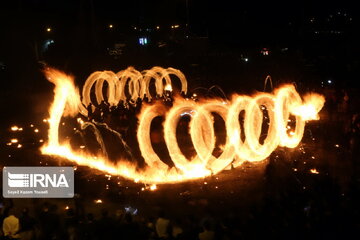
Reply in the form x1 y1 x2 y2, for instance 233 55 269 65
292 93 325 120
41 68 325 184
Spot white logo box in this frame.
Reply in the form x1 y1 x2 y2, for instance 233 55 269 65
3 167 74 198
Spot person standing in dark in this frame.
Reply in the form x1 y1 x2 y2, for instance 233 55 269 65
120 213 142 239
350 114 360 176
18 207 36 240
99 100 110 120
38 204 62 240
64 208 78 240
86 103 93 121
79 213 97 240
94 209 116 239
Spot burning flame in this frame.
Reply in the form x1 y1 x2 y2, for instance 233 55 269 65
81 66 186 112
41 67 325 184
310 168 319 174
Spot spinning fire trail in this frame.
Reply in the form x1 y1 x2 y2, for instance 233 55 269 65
41 67 325 184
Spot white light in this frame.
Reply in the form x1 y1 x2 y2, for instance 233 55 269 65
244 58 249 62
328 80 332 84
11 126 19 131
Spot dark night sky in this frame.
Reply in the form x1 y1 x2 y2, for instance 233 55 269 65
1 0 358 28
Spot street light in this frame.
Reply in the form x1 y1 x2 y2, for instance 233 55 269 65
46 27 52 32
109 24 113 29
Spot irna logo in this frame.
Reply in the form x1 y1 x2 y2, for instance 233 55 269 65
3 167 74 198
8 172 69 188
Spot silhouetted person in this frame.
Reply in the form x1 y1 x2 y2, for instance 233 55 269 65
64 208 78 240
99 100 109 118
38 204 62 240
121 213 141 239
95 209 116 239
18 207 36 240
87 103 93 121
198 220 215 240
350 114 360 175
81 213 97 240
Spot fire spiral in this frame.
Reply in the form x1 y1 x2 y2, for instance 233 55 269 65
80 66 187 114
41 68 325 184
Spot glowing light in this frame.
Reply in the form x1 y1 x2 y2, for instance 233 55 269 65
109 24 113 29
81 67 187 109
46 27 52 32
65 206 69 210
10 126 23 131
11 126 19 131
150 184 157 191
11 139 18 143
17 144 22 148
34 129 39 133
95 199 103 204
164 83 172 92
310 168 319 174
41 68 325 184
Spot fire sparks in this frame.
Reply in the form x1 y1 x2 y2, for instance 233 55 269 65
310 168 319 174
41 67 325 184
11 126 23 131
